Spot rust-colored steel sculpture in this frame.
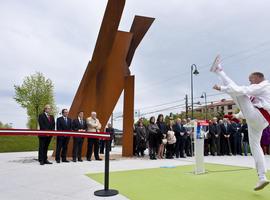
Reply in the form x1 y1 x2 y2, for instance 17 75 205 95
68 0 126 118
62 0 154 157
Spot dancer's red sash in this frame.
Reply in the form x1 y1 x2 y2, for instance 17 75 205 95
257 107 270 124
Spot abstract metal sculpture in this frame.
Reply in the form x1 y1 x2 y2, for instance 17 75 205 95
65 0 154 157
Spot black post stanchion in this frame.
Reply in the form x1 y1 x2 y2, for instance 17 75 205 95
94 139 118 197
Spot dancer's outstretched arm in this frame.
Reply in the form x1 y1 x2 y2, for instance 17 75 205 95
213 82 267 96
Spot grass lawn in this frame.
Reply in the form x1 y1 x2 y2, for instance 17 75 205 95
87 164 270 200
0 136 56 152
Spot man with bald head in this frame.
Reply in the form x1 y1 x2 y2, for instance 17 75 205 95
86 111 102 161
211 55 270 190
38 104 55 165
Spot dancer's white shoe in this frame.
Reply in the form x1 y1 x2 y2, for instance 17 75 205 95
254 179 270 191
210 55 223 72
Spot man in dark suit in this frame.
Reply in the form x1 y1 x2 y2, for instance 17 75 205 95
220 118 232 155
100 123 115 153
173 118 187 158
209 117 221 156
72 111 87 162
56 109 72 163
38 104 55 165
229 119 242 155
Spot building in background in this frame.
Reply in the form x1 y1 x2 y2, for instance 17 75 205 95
195 99 238 116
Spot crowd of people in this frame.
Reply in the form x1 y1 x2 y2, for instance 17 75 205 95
37 104 270 165
38 104 114 165
134 114 270 160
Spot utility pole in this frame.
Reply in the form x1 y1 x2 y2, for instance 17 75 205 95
185 94 188 119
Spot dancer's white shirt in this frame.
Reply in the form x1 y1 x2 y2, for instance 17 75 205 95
220 80 270 114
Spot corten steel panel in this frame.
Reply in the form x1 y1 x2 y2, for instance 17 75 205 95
96 31 133 128
68 0 126 118
122 75 135 157
126 16 155 67
66 31 133 157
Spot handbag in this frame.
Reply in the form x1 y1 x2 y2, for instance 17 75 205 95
162 138 168 144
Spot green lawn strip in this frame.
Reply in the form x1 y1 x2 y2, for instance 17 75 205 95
0 136 56 152
87 164 270 200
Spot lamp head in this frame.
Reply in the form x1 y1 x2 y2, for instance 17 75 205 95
193 69 199 75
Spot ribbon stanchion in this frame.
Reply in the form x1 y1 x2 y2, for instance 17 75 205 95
0 128 118 197
94 139 119 197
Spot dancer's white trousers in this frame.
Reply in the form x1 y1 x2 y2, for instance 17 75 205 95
217 71 268 180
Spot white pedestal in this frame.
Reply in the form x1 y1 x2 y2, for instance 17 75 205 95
194 120 208 175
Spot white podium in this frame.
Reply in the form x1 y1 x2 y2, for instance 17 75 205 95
194 120 209 174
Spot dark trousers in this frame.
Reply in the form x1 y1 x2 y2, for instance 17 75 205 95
210 136 220 155
100 140 112 154
166 144 174 158
87 138 100 160
55 136 70 161
176 136 186 157
221 137 232 155
149 134 158 158
204 139 210 156
230 133 236 155
72 137 84 160
236 134 242 155
100 139 113 154
185 136 192 156
38 136 52 162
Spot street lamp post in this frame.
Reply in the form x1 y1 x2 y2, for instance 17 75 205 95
191 64 199 119
200 92 207 120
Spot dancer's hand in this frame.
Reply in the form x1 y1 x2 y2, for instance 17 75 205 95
213 84 221 91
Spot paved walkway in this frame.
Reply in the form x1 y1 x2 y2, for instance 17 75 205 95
0 147 269 200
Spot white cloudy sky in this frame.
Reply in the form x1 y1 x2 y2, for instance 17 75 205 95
1 0 270 129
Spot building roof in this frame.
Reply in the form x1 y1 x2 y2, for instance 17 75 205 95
207 99 235 108
195 99 235 111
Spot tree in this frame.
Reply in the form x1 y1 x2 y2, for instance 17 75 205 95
0 121 12 128
14 72 57 129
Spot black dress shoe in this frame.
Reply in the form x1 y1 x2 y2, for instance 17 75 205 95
78 159 83 162
96 158 102 161
56 160 60 163
62 160 70 163
40 161 45 165
72 159 77 162
87 158 91 161
44 160 53 164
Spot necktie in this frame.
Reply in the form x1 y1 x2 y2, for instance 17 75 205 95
64 117 67 125
46 114 51 122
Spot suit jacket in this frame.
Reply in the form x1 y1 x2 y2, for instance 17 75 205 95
229 122 240 137
173 123 187 139
209 123 221 138
72 118 87 131
220 123 231 137
38 112 55 131
56 116 72 131
86 117 102 132
240 123 249 142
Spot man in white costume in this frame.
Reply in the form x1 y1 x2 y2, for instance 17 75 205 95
211 55 270 191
